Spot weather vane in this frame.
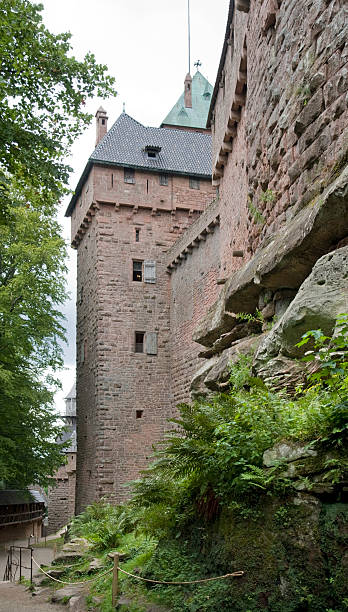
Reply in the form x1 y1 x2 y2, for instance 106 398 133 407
194 60 202 71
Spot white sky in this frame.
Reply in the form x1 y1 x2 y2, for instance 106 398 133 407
39 0 230 412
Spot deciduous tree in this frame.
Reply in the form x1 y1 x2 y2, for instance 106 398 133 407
0 0 116 486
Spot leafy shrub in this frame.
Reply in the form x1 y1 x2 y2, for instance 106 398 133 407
131 315 348 515
69 501 133 551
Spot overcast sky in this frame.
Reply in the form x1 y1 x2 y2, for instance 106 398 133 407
39 0 230 412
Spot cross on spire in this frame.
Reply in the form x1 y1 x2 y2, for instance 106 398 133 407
194 60 202 71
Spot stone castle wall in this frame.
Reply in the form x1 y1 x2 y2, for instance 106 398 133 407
168 209 221 407
191 0 348 401
47 452 76 534
75 172 214 512
212 0 348 264
71 0 348 514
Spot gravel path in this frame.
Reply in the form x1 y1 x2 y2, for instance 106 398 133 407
0 540 55 581
0 581 57 611
0 535 59 610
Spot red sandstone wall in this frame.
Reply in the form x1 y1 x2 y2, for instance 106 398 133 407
246 0 348 253
76 217 99 512
74 171 214 511
212 0 348 275
71 167 214 248
170 227 221 406
93 166 211 213
47 453 76 533
219 112 249 280
71 171 94 240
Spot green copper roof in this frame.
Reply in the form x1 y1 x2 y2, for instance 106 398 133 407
161 71 213 129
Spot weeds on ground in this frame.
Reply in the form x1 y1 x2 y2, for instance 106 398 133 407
62 316 347 610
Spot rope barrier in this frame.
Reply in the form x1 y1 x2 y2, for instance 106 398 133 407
32 557 113 585
118 567 244 584
32 556 244 588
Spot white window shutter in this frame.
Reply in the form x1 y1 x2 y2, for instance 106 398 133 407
144 260 156 283
145 332 158 355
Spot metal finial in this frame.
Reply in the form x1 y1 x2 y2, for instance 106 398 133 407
122 102 125 113
194 60 202 71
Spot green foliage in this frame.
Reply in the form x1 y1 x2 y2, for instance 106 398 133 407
0 202 69 486
129 473 191 538
235 309 263 325
247 198 265 225
259 189 276 204
296 314 348 447
295 82 311 105
0 0 116 219
297 314 348 392
129 316 348 522
0 0 116 486
69 501 134 551
64 319 348 610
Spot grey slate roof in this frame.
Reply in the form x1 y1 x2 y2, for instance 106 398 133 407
0 489 44 506
57 424 77 453
91 113 212 176
65 382 76 401
66 112 212 217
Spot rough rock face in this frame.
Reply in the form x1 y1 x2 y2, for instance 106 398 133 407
193 167 348 348
190 357 219 398
263 441 317 467
203 334 266 392
192 287 237 347
150 492 348 611
198 319 262 359
254 245 348 384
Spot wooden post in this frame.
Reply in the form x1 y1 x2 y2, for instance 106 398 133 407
112 552 119 607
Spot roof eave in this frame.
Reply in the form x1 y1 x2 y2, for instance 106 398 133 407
207 0 235 128
90 159 211 180
65 161 93 218
161 121 210 130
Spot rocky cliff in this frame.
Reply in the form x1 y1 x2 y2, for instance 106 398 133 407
191 166 348 398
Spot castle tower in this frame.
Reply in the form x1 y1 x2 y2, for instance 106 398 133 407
95 106 108 146
66 76 214 513
47 383 77 532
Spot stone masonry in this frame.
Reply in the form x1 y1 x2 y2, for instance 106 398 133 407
67 105 215 511
68 0 348 513
47 385 76 532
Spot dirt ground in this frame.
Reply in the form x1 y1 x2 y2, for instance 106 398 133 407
0 581 57 611
0 533 61 610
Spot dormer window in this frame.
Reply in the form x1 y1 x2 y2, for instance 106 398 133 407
144 145 161 159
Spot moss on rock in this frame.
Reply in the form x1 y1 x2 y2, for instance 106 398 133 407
143 496 348 611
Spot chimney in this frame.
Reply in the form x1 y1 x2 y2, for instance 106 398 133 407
184 73 192 108
95 106 108 146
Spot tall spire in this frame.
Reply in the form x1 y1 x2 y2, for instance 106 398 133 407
187 0 191 75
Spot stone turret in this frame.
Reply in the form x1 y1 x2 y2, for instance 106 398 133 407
184 73 192 108
95 106 108 146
